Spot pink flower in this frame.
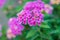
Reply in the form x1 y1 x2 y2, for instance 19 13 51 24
0 0 6 7
17 10 28 25
8 17 24 35
17 0 45 26
7 28 16 39
24 1 45 11
44 4 53 14
8 0 53 36
17 9 44 26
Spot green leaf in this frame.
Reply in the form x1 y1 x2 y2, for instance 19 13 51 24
0 35 7 40
42 0 50 4
15 5 23 13
40 22 50 28
26 29 37 38
31 34 39 40
13 35 21 40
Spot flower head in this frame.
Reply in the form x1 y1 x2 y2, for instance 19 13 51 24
8 17 24 35
17 1 44 26
44 4 53 14
24 1 45 11
8 0 53 36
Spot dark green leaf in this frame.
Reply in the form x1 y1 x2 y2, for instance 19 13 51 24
26 29 37 38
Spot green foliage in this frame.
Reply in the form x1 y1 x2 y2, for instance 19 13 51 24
13 35 21 40
0 26 7 40
42 0 50 4
26 29 37 38
40 22 50 28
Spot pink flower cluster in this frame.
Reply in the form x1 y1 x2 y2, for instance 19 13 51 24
8 0 53 36
8 18 24 35
17 1 45 26
17 10 44 26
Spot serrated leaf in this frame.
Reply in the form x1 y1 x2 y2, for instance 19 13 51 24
26 29 36 38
